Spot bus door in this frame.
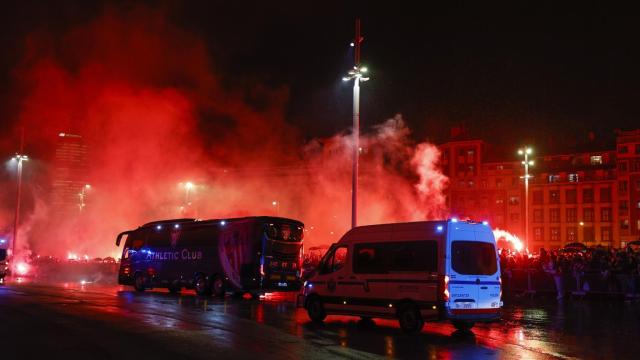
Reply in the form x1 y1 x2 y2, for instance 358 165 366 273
118 230 147 279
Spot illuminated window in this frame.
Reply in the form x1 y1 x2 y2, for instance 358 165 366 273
567 227 577 242
550 228 560 242
548 174 561 183
549 190 560 204
621 219 629 230
534 227 543 241
590 155 603 165
601 208 611 222
509 196 520 205
569 173 579 182
496 179 503 188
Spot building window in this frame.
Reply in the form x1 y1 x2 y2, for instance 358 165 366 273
566 208 577 222
636 180 640 191
583 208 594 222
510 213 520 222
620 201 628 210
496 179 503 188
618 145 628 154
534 209 544 223
468 180 475 188
636 144 640 154
533 191 543 204
569 173 579 182
601 207 611 222
618 162 628 172
632 160 640 172
496 164 504 170
549 190 560 204
496 198 504 205
509 196 520 205
583 227 595 242
549 174 561 183
534 227 543 242
619 181 628 195
481 180 488 189
550 227 560 242
583 188 594 203
621 219 629 230
549 209 560 222
600 187 611 202
566 189 577 204
567 227 577 242
590 155 603 165
601 227 611 242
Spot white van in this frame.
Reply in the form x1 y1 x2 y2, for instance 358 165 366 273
298 219 502 333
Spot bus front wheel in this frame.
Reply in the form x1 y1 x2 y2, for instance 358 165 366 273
212 275 225 298
134 273 146 292
195 274 212 296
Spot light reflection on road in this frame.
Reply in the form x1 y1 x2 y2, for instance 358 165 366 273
2 280 638 359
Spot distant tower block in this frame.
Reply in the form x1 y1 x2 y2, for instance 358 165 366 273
52 133 89 213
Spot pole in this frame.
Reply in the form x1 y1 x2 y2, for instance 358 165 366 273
351 18 362 229
524 151 529 252
12 159 23 259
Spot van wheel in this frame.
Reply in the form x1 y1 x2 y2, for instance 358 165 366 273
134 273 146 292
398 304 424 334
452 320 475 332
212 275 225 298
307 297 326 323
194 274 212 296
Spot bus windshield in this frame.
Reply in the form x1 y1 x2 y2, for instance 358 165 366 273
451 241 497 275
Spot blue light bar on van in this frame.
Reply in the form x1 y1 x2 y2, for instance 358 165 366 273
482 221 489 226
436 225 443 232
0 239 6 244
450 218 458 223
220 220 226 226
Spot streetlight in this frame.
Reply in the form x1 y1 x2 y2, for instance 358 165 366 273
518 147 534 252
11 153 28 262
272 200 280 216
342 18 369 229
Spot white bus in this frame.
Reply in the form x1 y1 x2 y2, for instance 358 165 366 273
298 219 502 333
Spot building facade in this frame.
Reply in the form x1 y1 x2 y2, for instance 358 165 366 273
51 133 89 213
440 129 640 250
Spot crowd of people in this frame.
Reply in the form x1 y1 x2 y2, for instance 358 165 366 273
500 245 640 297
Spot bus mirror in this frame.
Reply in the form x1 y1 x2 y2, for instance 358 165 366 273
116 231 132 247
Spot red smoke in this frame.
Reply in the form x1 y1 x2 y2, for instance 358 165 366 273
7 6 449 259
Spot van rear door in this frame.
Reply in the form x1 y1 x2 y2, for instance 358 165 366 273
448 237 499 311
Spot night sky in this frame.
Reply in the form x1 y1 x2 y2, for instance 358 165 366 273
1 1 639 155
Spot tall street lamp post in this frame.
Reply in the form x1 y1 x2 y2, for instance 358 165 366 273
342 18 369 228
11 154 28 261
518 147 534 252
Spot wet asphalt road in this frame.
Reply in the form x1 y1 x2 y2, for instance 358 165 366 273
0 279 638 360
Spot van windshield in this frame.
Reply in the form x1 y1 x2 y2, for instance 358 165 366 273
451 241 497 275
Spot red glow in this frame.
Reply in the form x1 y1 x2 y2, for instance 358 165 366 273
15 262 30 276
5 7 450 259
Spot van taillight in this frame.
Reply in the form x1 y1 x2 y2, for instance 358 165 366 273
439 275 450 302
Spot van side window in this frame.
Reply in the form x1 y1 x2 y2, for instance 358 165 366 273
354 244 386 273
354 241 438 274
389 241 437 272
320 246 348 274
